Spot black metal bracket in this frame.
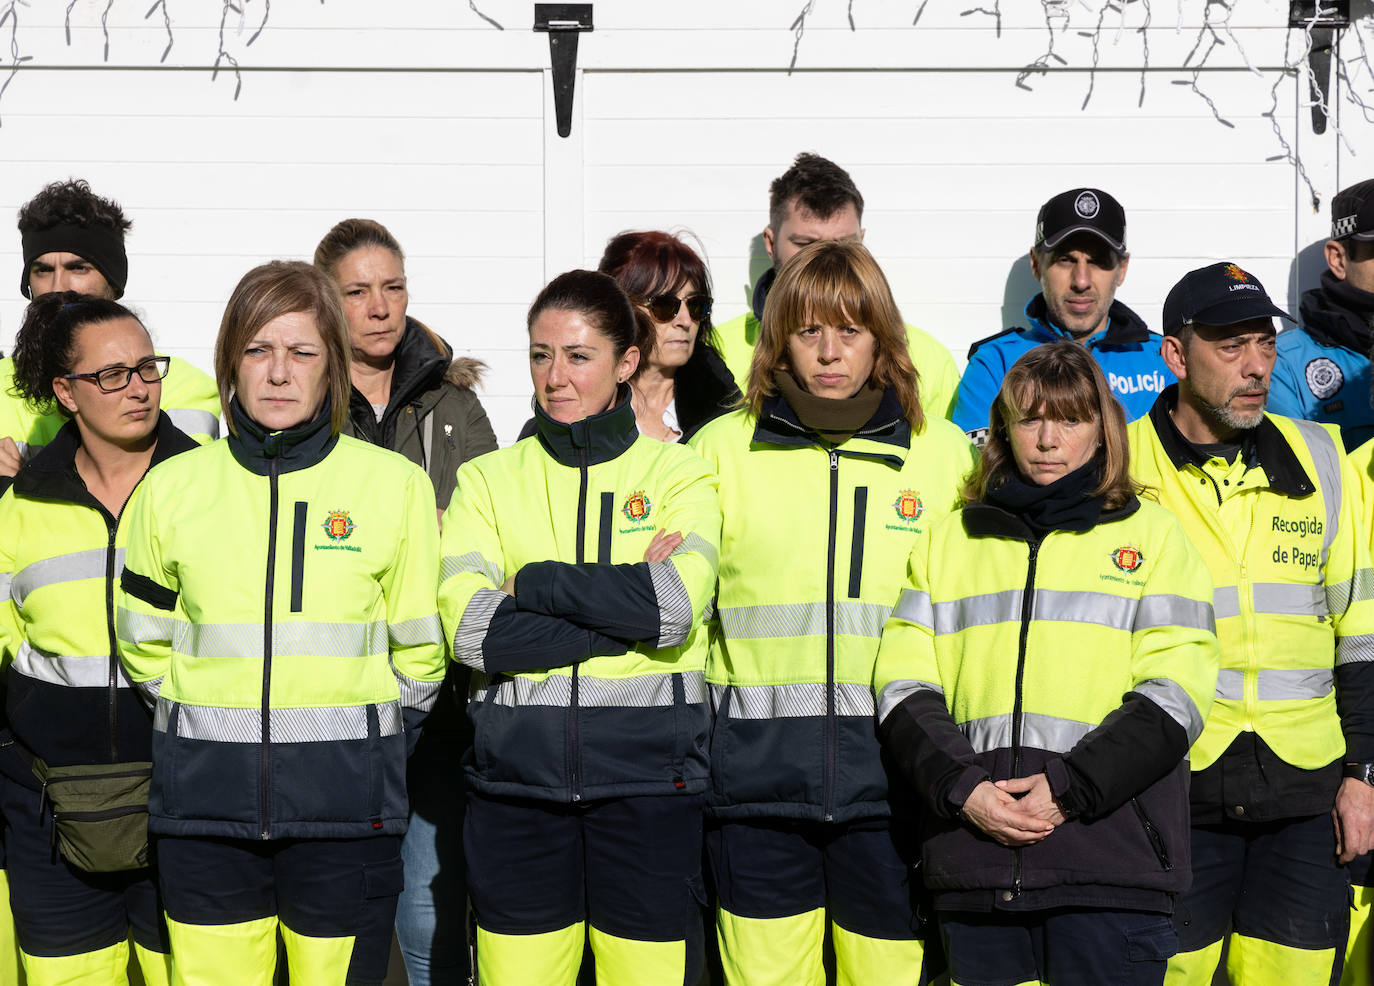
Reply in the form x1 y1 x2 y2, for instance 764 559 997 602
535 4 594 138
1289 1 1350 135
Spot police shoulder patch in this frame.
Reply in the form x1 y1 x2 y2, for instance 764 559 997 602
1304 357 1344 401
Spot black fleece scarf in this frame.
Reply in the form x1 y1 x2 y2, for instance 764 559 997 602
1323 271 1374 334
984 458 1105 534
772 370 883 445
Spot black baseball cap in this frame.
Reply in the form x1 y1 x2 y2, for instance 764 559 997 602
1161 262 1294 336
1035 188 1127 254
1332 179 1374 241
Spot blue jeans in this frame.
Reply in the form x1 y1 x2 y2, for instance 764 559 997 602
396 707 471 986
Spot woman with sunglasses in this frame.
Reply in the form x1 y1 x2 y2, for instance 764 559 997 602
598 231 740 442
0 292 193 985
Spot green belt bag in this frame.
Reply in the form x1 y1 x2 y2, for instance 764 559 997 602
30 758 153 873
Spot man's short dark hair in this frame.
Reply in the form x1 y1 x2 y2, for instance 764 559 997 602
768 153 864 233
17 179 131 237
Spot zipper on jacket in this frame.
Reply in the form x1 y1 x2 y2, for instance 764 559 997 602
1131 797 1173 871
102 512 120 762
1009 535 1043 898
259 457 281 839
823 449 839 822
569 447 589 802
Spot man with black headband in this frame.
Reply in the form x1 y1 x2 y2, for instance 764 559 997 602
1271 179 1374 452
1129 262 1374 984
0 179 220 479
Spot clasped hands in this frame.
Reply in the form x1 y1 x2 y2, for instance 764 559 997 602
961 774 1067 847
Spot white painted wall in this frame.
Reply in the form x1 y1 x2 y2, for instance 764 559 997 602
0 0 1368 445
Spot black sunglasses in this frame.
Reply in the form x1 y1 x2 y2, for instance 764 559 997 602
642 294 711 323
63 355 171 393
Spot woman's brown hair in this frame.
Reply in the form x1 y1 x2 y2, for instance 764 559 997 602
744 239 923 430
962 340 1141 509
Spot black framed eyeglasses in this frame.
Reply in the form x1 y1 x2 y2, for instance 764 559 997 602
642 294 711 323
63 355 171 393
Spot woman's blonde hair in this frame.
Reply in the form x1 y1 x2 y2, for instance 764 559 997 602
214 260 352 436
744 239 923 430
963 340 1141 508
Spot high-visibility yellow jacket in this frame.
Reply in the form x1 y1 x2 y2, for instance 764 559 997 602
0 416 196 782
689 389 976 823
873 496 1219 912
438 394 721 802
1128 394 1374 786
0 355 221 454
116 402 446 840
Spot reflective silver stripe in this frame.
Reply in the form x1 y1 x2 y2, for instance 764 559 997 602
137 675 163 703
1338 634 1374 666
1214 667 1334 701
1327 567 1374 615
648 560 693 649
117 609 177 645
1289 418 1340 569
395 673 441 713
454 588 505 671
166 408 220 440
441 551 503 586
1135 595 1216 636
672 532 719 571
1213 586 1241 620
0 573 11 601
718 601 890 640
476 670 705 708
702 599 715 624
11 640 132 689
1034 589 1138 630
891 588 933 630
876 679 943 724
13 548 123 608
1135 677 1205 743
932 590 1021 634
389 613 444 649
718 681 874 720
1252 582 1328 618
14 440 31 458
155 699 403 742
962 713 1093 755
182 621 388 659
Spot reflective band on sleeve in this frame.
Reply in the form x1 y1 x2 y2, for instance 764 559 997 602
671 532 719 570
1134 677 1205 743
1213 586 1241 620
182 620 388 659
11 640 133 689
116 609 178 645
166 408 221 440
0 573 11 601
474 670 705 709
1326 568 1374 615
932 590 1022 634
1289 418 1340 570
1135 595 1216 635
648 560 694 648
1214 667 1333 700
155 699 404 742
890 588 933 630
1338 634 1374 665
719 681 874 720
137 675 163 703
388 613 444 649
875 679 943 724
454 588 505 671
718 601 891 640
1251 582 1328 618
441 551 503 586
962 712 1093 755
13 547 122 608
394 673 441 713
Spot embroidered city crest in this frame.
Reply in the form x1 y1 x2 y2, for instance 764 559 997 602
621 490 652 523
322 509 355 542
1074 191 1100 218
1224 263 1251 283
893 490 924 524
1305 357 1344 400
1110 545 1144 573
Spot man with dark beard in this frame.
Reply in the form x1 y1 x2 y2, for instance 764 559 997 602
1271 179 1374 451
1128 262 1374 984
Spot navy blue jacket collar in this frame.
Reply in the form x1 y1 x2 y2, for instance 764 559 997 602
13 412 197 504
227 396 338 476
1024 294 1150 346
534 385 639 467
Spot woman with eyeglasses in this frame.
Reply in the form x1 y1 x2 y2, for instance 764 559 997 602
598 230 740 442
0 292 192 985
